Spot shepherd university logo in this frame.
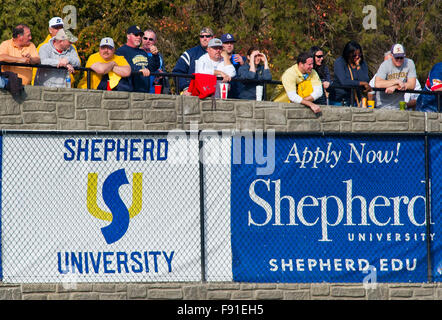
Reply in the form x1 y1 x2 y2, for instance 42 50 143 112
87 168 142 244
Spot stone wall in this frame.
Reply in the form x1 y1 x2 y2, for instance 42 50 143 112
0 85 441 300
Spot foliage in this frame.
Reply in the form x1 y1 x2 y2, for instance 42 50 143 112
0 0 440 88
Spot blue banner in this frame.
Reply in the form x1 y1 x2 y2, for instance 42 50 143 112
430 136 442 282
231 135 437 282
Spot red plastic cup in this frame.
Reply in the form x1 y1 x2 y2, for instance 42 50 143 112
154 85 162 94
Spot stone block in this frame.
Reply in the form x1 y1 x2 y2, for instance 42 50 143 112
144 110 177 123
203 112 235 123
43 92 73 102
287 108 318 119
23 86 41 100
103 91 129 99
235 103 253 118
77 93 102 109
22 284 56 293
23 112 57 124
152 99 176 109
0 98 21 115
102 100 129 110
265 109 286 125
127 284 147 299
58 119 86 130
23 101 56 112
0 116 23 124
57 103 75 119
147 289 183 300
109 110 143 120
255 290 283 300
87 110 109 126
330 286 366 298
287 119 321 131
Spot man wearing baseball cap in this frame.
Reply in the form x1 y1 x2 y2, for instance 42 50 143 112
374 43 417 109
172 26 214 94
32 16 80 85
220 33 245 98
78 37 132 91
34 29 80 87
194 38 236 98
115 25 160 92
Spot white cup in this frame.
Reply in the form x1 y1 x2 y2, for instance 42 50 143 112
219 83 229 99
256 85 263 101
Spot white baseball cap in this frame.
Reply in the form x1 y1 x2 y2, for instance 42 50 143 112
100 37 115 48
49 17 64 28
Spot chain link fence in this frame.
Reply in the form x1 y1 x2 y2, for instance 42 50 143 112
0 131 440 283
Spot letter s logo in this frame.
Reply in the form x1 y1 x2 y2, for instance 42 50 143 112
87 169 142 244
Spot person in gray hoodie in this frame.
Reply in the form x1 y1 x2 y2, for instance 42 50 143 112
35 29 80 87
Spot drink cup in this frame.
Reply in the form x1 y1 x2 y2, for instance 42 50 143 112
256 85 263 101
367 100 375 108
154 85 162 94
219 83 228 99
399 101 406 111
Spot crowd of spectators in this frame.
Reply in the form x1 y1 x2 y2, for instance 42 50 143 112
0 18 441 113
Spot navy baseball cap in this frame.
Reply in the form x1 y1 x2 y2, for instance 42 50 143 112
221 33 236 43
127 25 143 35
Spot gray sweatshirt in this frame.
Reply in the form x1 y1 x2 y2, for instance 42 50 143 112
35 38 80 87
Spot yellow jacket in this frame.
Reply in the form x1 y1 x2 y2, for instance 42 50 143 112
78 52 129 89
273 64 321 103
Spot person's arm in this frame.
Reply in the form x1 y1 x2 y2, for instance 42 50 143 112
112 64 131 78
38 45 62 66
334 58 363 87
90 61 116 75
237 64 255 79
0 53 30 64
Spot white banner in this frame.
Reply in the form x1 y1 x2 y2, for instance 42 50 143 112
1 134 201 282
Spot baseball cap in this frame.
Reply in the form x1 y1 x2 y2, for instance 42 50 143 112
220 33 235 43
65 29 78 43
54 29 77 43
127 25 143 35
200 27 214 35
208 38 223 48
391 44 405 58
49 17 64 28
100 37 115 48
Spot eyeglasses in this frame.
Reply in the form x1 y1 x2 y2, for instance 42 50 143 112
143 37 155 41
394 56 404 60
315 55 324 58
199 34 213 38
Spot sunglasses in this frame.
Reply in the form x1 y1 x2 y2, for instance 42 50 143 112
199 34 213 38
143 37 155 41
315 55 324 58
394 56 404 60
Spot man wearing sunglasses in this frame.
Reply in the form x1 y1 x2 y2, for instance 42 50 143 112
116 25 160 92
172 27 214 95
374 44 417 110
141 29 169 94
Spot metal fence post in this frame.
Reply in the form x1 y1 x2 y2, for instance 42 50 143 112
198 132 206 282
424 134 433 283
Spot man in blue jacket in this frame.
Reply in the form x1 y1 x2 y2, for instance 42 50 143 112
172 27 214 95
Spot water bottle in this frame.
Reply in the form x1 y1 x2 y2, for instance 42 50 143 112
66 75 71 88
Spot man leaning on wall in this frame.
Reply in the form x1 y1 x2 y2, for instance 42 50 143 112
0 24 40 86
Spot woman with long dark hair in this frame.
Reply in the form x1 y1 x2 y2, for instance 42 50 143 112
237 46 272 100
328 40 371 106
309 46 330 105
